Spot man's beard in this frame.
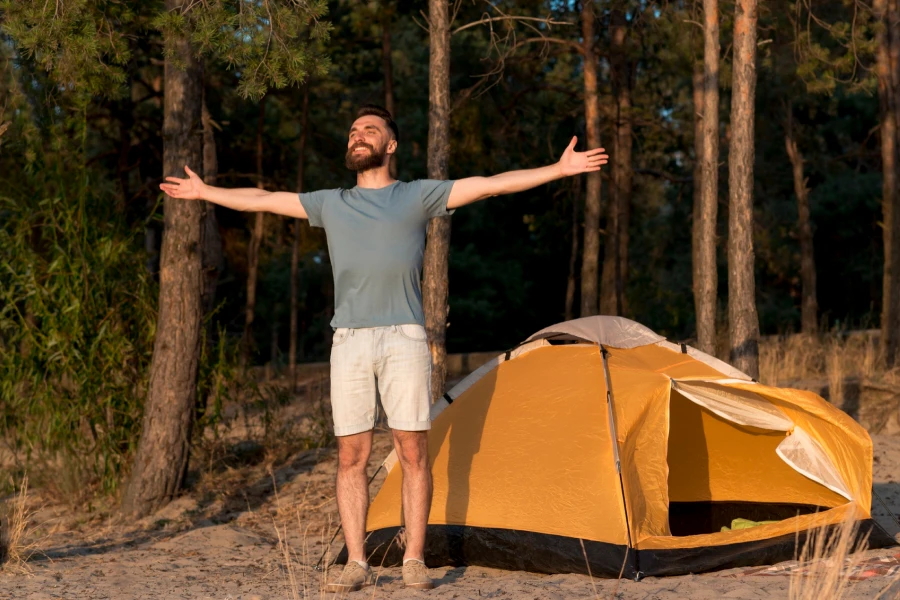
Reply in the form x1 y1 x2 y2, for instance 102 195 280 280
345 142 387 172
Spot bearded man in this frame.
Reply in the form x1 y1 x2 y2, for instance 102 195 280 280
160 104 608 591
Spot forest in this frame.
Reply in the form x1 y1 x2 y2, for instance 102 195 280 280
0 0 897 514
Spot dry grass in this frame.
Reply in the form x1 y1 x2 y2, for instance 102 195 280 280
759 331 890 390
1 476 38 574
788 510 900 600
275 507 332 600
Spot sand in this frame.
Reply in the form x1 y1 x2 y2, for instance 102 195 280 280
3 410 900 599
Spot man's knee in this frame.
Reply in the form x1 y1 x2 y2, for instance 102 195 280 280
337 433 372 472
393 430 429 471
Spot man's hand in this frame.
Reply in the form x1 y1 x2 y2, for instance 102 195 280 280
558 136 608 176
160 165 207 199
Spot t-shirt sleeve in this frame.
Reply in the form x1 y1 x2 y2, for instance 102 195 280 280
298 189 331 228
418 179 456 219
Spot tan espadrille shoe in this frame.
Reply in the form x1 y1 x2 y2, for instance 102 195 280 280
325 561 371 593
402 559 434 590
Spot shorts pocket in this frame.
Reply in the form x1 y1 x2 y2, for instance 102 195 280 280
332 328 351 346
397 324 427 342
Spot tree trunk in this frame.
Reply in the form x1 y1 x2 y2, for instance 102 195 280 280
727 0 760 378
694 0 719 356
876 0 900 366
242 98 267 366
601 5 632 317
784 113 817 336
422 0 452 402
580 0 602 317
122 1 205 517
201 97 222 322
382 2 398 179
289 87 310 384
565 176 582 321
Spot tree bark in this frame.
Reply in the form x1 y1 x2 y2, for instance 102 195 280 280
242 98 267 366
600 5 632 317
876 0 900 366
289 87 309 384
201 97 222 322
565 176 582 321
382 1 398 179
423 0 452 402
693 0 719 356
727 0 760 378
122 0 205 516
580 0 602 317
784 112 817 336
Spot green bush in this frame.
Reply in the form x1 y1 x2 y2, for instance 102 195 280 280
0 151 156 497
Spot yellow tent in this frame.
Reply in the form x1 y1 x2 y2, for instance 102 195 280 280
358 317 892 577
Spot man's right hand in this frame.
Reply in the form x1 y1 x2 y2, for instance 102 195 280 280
160 165 206 199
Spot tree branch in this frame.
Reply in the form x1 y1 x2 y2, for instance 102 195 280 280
452 16 570 36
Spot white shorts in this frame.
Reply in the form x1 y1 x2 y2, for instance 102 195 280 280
329 324 432 436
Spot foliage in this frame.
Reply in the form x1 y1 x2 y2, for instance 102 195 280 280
153 0 332 99
0 121 155 494
0 0 134 101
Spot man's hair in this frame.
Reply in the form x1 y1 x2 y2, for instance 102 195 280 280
356 104 399 142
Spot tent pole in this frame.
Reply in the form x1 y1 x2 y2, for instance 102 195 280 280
600 345 642 581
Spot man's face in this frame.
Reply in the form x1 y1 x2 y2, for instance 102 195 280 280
345 115 396 172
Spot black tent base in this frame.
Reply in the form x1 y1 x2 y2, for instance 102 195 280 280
335 518 895 578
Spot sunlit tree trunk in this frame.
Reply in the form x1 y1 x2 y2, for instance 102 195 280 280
784 111 817 336
123 0 205 516
242 98 267 366
289 87 309 384
580 0 601 317
694 0 719 356
727 0 760 378
382 1 398 179
876 0 900 366
601 5 632 316
565 176 582 321
422 0 452 402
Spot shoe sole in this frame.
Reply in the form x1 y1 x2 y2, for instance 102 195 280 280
404 582 435 590
325 582 367 593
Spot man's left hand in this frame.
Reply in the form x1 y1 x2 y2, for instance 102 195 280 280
558 136 609 176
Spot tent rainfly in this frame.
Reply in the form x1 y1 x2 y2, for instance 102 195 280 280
341 316 894 578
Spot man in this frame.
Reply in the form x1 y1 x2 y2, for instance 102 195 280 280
160 104 608 591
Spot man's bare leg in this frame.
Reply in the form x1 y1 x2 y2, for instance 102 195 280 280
336 430 373 563
392 429 432 560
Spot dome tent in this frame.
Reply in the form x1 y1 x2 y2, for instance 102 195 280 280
350 316 893 578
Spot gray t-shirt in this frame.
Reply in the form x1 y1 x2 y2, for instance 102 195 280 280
299 180 456 328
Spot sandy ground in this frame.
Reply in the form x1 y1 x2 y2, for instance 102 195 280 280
4 391 900 600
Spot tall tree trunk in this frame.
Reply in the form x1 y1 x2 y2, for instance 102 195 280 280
694 0 720 356
601 5 632 316
289 87 310 384
565 176 582 321
122 1 205 516
422 0 452 402
876 0 900 366
201 97 222 322
727 0 760 378
242 98 267 366
580 0 602 317
382 2 398 179
784 111 817 336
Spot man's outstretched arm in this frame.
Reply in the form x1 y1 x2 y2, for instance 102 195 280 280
159 166 308 219
447 137 608 210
